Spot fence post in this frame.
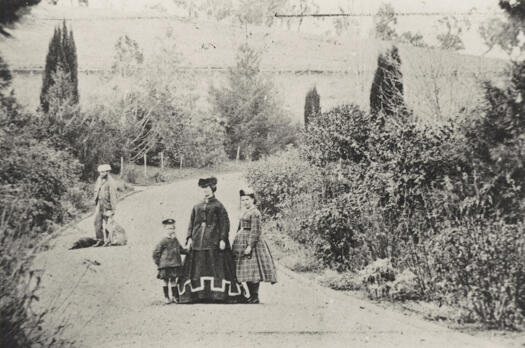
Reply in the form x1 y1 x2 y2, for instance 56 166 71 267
160 152 164 170
236 146 240 164
180 155 183 170
120 157 124 177
144 153 147 177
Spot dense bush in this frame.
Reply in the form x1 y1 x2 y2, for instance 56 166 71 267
248 66 525 328
430 221 525 328
179 116 229 168
245 148 320 216
1 68 74 346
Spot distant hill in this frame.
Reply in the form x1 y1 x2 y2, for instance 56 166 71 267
0 3 506 124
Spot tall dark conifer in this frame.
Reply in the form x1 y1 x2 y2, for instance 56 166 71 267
40 20 79 112
304 86 320 129
369 45 405 121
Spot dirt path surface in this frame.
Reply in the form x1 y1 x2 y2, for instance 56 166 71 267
35 173 507 348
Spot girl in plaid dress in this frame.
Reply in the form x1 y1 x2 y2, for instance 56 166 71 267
232 188 277 304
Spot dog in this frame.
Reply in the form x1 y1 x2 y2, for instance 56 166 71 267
69 237 98 249
69 220 127 250
106 219 127 246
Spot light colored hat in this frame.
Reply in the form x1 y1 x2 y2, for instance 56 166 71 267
97 164 111 172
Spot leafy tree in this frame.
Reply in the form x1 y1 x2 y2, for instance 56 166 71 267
111 34 144 76
304 86 320 128
398 31 428 48
369 46 406 121
209 44 296 160
477 1 525 57
500 0 525 22
436 16 470 51
40 20 79 112
0 0 40 36
463 62 525 222
374 3 397 41
479 17 520 56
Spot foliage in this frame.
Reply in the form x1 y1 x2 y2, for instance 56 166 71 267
374 3 397 41
398 31 428 48
180 115 228 168
302 104 371 167
369 46 407 121
209 44 297 160
245 147 319 216
40 20 79 112
462 61 525 222
1 99 82 233
319 270 362 291
478 16 520 57
37 68 122 180
358 258 396 299
429 221 525 328
435 16 470 51
303 86 320 129
111 34 144 76
0 0 40 36
0 211 72 348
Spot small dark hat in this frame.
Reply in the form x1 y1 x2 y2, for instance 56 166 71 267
162 218 176 225
240 188 256 203
239 187 255 197
198 177 218 188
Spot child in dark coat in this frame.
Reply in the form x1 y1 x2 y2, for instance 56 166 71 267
152 218 187 304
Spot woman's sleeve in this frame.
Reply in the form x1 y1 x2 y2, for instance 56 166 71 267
152 240 163 265
219 204 230 242
186 207 195 241
247 211 261 248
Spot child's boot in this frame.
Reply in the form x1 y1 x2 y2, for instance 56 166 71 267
171 286 179 303
163 286 170 304
248 282 260 304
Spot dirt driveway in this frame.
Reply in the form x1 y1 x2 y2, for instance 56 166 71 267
34 173 508 348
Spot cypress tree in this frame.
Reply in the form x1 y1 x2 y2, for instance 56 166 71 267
40 20 79 112
304 86 320 129
369 45 405 120
66 28 79 104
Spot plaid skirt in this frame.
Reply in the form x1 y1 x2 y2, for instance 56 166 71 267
232 230 277 283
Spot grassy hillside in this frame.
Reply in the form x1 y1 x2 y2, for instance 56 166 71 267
1 3 506 124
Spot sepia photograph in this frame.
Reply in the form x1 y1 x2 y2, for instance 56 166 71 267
1 0 525 347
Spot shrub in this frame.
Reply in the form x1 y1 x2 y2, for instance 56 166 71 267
1 119 82 232
179 116 228 168
0 207 72 348
302 104 372 167
430 221 525 329
245 147 320 216
319 270 362 291
358 258 396 299
123 167 138 184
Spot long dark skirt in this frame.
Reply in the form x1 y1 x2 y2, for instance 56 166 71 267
177 249 244 303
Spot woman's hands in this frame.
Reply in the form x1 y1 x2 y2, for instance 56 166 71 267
186 238 193 250
219 240 226 250
244 245 252 255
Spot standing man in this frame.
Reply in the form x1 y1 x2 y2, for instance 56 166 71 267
93 164 117 247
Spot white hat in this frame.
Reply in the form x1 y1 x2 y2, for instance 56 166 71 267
97 164 111 172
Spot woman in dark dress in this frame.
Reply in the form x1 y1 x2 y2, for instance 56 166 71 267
177 177 244 303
